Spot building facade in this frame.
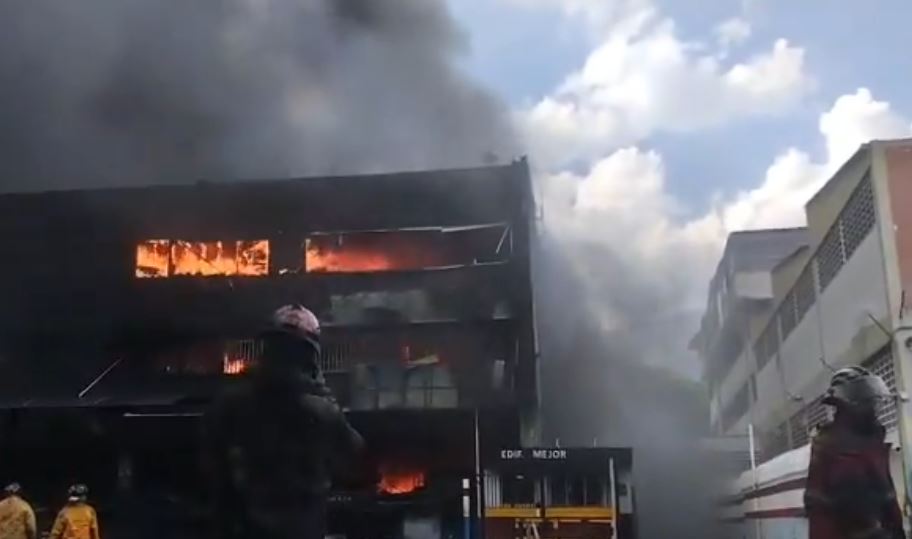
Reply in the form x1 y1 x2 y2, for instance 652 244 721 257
483 448 636 539
0 160 539 539
693 139 912 467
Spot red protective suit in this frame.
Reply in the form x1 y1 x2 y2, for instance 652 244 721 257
805 418 904 539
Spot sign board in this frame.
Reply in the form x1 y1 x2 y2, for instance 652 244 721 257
499 448 568 460
487 447 633 474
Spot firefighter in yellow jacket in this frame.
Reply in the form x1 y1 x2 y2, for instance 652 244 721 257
48 485 99 539
0 483 36 539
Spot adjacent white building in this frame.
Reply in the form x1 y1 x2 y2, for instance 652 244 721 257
692 138 912 465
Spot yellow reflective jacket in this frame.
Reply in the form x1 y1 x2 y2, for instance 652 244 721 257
48 503 99 539
0 495 37 539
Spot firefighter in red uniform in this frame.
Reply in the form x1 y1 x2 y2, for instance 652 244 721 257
805 366 905 539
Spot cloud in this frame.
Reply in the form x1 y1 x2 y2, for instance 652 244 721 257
539 89 911 374
821 88 912 166
715 17 751 49
716 88 912 232
519 14 814 169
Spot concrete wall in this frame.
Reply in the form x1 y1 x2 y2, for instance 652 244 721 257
735 271 775 300
748 229 890 436
884 144 912 301
805 149 872 245
732 411 750 436
753 356 788 429
719 348 751 416
777 301 825 402
771 249 809 302
816 231 890 371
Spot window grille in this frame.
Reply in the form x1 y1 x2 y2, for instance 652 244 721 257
841 176 876 259
864 347 898 430
778 293 798 340
816 225 845 291
789 410 809 449
795 267 816 322
754 323 779 370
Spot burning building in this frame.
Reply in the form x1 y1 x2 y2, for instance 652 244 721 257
0 160 538 538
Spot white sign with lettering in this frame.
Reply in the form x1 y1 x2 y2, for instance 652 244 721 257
531 449 567 459
499 449 568 460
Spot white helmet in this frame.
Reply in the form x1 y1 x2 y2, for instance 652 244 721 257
267 304 321 350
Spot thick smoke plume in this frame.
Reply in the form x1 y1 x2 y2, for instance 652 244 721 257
0 0 516 192
1 1 720 535
534 232 720 539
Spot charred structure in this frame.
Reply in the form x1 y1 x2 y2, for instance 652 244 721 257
0 160 538 538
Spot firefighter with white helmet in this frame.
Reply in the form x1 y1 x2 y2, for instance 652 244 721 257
204 304 363 539
805 366 903 539
0 483 36 539
48 484 100 539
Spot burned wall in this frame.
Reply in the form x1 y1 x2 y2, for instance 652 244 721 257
0 163 531 334
0 162 538 412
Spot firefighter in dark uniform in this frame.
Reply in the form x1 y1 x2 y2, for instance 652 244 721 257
204 305 364 539
805 366 905 539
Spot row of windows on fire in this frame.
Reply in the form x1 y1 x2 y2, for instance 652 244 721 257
157 334 508 409
715 175 877 432
134 225 512 278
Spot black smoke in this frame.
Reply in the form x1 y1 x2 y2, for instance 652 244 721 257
0 1 723 535
0 0 516 192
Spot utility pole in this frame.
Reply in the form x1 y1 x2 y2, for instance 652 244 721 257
887 326 912 531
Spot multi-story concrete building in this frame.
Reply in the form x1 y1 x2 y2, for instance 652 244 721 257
693 138 912 465
0 160 539 538
691 228 809 440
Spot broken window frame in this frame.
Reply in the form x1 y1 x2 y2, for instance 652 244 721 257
302 222 512 274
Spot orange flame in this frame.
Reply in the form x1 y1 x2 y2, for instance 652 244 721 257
237 240 270 275
136 239 171 278
378 467 426 495
306 240 397 272
304 234 449 273
222 354 248 375
172 240 237 276
135 240 270 278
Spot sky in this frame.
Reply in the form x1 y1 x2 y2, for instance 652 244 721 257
447 0 912 374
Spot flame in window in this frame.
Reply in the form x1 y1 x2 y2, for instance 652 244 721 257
222 354 249 375
378 466 426 495
237 240 270 275
306 240 397 272
304 234 440 273
135 240 269 278
172 241 238 276
304 226 509 274
136 240 171 278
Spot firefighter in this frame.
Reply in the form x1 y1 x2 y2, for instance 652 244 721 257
204 304 363 539
804 366 905 539
48 484 100 539
0 483 36 539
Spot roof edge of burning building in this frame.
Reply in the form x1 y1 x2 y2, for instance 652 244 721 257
0 157 531 198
